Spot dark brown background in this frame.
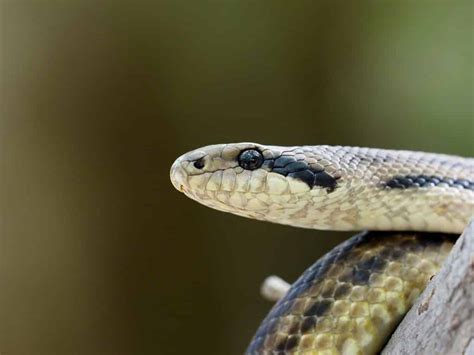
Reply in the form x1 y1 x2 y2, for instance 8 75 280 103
1 1 472 354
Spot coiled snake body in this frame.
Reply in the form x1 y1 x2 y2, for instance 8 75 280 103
170 143 473 354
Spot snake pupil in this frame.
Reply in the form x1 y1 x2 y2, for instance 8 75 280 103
193 158 205 169
238 149 264 170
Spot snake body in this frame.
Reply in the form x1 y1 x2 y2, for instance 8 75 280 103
170 143 473 354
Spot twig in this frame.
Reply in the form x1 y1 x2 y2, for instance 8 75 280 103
260 275 290 302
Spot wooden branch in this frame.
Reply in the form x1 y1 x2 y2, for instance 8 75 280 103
382 219 474 355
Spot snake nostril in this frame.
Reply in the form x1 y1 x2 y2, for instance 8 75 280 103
193 158 205 169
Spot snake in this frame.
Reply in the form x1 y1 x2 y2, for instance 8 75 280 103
169 143 473 354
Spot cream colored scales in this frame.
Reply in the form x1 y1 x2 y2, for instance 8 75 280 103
170 143 473 354
171 143 472 233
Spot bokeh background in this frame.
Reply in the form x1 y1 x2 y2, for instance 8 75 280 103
1 1 472 354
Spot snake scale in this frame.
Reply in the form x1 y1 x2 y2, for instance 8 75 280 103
170 143 473 354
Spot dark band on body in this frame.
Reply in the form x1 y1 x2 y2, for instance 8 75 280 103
385 175 474 190
262 155 339 192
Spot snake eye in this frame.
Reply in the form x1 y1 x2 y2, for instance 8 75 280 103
238 149 264 170
193 158 205 169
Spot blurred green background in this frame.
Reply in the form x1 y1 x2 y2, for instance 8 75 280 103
1 1 472 354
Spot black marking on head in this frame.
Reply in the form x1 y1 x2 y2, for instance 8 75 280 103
286 161 309 172
288 170 315 187
385 175 474 190
273 167 289 176
314 171 338 192
238 149 263 170
261 159 274 170
274 156 297 168
265 156 339 192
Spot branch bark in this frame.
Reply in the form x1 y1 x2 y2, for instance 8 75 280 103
382 219 474 355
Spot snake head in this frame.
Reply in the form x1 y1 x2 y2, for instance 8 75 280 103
171 143 473 232
170 142 341 227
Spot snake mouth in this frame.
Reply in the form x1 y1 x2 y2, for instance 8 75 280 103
170 158 188 193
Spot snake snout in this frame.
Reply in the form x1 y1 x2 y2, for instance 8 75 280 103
170 158 187 193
